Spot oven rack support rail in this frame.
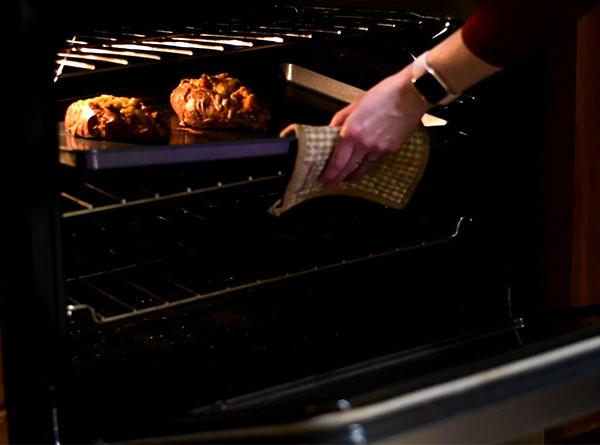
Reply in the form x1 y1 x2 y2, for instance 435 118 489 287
66 216 472 324
61 172 285 218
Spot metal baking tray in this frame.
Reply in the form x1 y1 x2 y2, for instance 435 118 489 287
59 118 296 170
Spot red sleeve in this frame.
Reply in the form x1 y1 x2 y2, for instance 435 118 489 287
462 0 599 67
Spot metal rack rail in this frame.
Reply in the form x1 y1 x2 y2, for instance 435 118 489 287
54 7 448 78
61 172 285 218
66 216 472 324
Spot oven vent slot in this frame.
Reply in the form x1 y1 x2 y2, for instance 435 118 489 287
66 216 471 324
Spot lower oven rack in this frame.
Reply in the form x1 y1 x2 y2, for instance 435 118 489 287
66 216 472 324
61 171 286 218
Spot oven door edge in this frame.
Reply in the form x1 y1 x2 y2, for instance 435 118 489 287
131 327 600 444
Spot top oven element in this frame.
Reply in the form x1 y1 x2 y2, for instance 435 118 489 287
52 6 452 80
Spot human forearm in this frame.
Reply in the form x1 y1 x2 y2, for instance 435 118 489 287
415 29 501 102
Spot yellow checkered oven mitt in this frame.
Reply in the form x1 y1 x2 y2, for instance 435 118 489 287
268 124 429 216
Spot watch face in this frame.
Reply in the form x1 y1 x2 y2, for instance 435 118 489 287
413 72 447 105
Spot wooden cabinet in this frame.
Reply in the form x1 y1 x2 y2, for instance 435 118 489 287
571 4 600 309
542 4 600 441
543 4 600 317
0 334 7 444
546 411 600 444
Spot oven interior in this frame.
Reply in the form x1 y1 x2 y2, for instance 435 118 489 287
48 5 544 442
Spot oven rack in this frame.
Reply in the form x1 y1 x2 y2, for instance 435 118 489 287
66 216 471 324
54 6 450 79
61 171 285 218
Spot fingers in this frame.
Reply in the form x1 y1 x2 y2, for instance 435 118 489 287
329 102 358 127
322 102 367 186
322 132 398 187
322 91 413 187
347 153 385 181
320 135 356 187
325 151 367 188
321 120 384 188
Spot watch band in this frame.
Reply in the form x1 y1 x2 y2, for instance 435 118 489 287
411 51 461 106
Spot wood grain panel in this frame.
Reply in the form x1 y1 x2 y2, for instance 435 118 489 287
542 4 600 310
0 336 4 410
0 331 6 443
571 5 600 307
541 22 577 310
0 410 7 444
546 410 600 443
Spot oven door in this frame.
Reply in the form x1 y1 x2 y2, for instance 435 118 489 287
61 279 600 445
131 326 600 444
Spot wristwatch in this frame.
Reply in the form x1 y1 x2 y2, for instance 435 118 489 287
411 51 460 106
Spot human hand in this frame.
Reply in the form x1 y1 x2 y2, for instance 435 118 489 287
320 67 430 188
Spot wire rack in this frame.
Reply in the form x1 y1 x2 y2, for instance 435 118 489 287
54 6 450 79
65 214 472 324
61 172 285 218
